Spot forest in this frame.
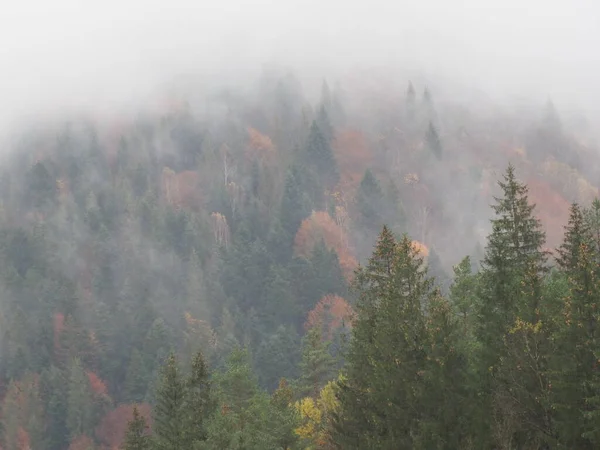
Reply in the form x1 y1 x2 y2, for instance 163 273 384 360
0 66 600 449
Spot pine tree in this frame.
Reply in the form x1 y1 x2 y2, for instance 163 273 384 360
305 121 339 189
425 121 442 159
279 165 312 242
332 227 433 449
478 164 547 348
476 164 553 448
123 406 151 450
299 324 335 399
153 353 186 450
355 169 383 233
182 350 214 447
449 256 479 333
552 202 600 447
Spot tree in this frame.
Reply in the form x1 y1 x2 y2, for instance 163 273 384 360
305 121 339 189
123 406 151 450
66 358 95 440
317 105 334 143
425 121 442 159
280 165 312 244
152 353 186 449
182 351 214 447
552 202 600 447
299 324 335 399
332 227 433 449
476 164 553 448
355 169 383 234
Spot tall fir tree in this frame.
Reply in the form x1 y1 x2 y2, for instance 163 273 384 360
332 227 433 449
152 353 186 450
552 202 600 447
476 164 553 448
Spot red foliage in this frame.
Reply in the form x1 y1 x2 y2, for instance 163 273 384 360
526 177 570 249
333 129 374 194
294 211 358 280
95 403 152 449
68 435 95 450
305 295 355 338
86 371 108 396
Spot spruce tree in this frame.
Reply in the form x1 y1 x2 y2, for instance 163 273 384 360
355 169 384 234
425 121 442 159
153 353 186 450
332 227 433 449
476 164 553 448
305 121 339 189
182 350 214 447
123 406 151 450
299 324 335 399
552 202 600 447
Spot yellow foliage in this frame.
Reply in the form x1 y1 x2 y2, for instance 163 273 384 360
295 397 322 442
294 378 342 448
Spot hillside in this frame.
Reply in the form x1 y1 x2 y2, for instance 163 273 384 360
1 68 600 448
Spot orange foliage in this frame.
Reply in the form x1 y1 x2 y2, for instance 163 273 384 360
246 127 276 163
86 371 108 396
305 295 354 338
95 403 152 450
68 435 95 450
411 240 429 258
526 177 570 249
333 129 374 193
294 211 358 280
161 168 203 210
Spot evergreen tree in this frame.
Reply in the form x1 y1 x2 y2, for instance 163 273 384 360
332 227 433 449
476 164 553 448
182 350 214 447
299 324 335 399
355 169 384 233
153 353 186 450
449 256 479 334
317 105 334 143
304 121 339 189
66 357 95 439
425 121 442 159
123 406 151 450
552 203 600 447
279 165 312 243
124 349 149 403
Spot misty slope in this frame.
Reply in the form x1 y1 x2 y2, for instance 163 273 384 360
0 67 599 448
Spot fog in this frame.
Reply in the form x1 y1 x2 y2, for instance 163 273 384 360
0 0 598 129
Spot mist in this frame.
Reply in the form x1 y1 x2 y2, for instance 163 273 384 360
1 0 599 129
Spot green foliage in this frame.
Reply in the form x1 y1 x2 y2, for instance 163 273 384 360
123 406 151 450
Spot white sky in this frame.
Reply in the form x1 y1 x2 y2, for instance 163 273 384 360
0 0 598 126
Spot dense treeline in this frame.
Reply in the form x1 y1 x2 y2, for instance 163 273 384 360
0 67 598 448
126 168 600 449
